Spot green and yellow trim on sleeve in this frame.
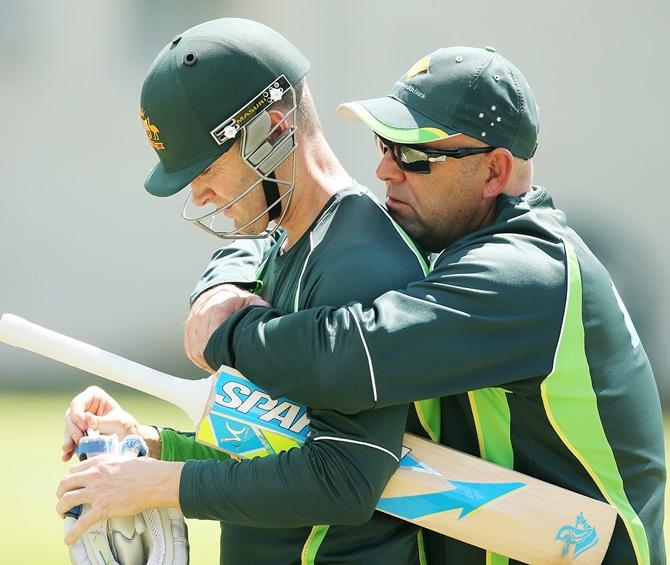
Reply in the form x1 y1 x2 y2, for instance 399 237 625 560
468 387 514 565
468 388 514 468
379 203 436 442
300 525 330 565
159 428 231 462
417 529 428 565
541 242 650 564
414 398 441 443
371 200 429 276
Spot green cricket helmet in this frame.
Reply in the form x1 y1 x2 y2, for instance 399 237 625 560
140 18 310 238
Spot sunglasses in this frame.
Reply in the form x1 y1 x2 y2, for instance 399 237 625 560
375 135 495 174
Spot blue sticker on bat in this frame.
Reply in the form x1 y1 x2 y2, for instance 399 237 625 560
555 512 599 558
399 450 441 476
210 414 266 453
378 480 526 520
210 372 310 442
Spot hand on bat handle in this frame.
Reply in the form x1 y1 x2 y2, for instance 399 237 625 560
62 386 152 462
184 284 270 372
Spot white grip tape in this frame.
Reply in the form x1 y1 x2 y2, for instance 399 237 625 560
0 313 212 425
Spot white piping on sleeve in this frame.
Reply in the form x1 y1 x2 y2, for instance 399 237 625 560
293 197 341 312
347 305 378 403
293 231 315 312
313 436 399 462
372 199 429 275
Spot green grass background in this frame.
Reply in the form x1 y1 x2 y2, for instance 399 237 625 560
0 392 221 564
0 391 667 563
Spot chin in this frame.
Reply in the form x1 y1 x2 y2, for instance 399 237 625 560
391 217 442 252
238 219 269 236
388 212 419 239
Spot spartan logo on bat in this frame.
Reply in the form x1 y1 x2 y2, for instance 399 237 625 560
214 379 310 436
140 109 165 150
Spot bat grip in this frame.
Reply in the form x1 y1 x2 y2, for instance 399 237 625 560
0 314 212 426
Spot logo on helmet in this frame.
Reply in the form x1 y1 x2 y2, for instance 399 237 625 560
140 109 165 150
210 75 290 145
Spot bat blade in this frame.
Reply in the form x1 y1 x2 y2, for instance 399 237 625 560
0 314 617 563
381 434 616 564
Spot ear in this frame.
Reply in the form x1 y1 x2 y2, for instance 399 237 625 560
267 109 289 143
482 148 514 198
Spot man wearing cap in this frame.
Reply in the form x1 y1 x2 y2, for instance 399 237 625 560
185 46 666 563
57 18 431 564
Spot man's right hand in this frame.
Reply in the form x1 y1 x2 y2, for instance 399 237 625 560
62 386 141 462
184 284 269 372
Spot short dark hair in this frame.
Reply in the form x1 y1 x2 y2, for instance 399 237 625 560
273 77 321 137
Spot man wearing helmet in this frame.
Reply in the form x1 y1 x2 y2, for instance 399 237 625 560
58 18 431 565
179 45 667 564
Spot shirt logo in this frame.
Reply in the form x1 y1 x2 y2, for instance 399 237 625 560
406 55 431 80
140 109 165 150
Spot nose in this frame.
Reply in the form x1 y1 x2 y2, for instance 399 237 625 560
190 178 215 207
375 151 405 183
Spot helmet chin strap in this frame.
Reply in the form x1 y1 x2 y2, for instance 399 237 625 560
245 110 293 222
262 173 281 221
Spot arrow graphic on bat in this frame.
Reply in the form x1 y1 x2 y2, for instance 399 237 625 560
378 480 526 520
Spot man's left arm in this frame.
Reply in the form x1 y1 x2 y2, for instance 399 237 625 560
205 239 567 413
189 235 278 303
185 237 277 369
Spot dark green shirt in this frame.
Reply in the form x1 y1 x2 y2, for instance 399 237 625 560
207 187 666 565
168 185 430 564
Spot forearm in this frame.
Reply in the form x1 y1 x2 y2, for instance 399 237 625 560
148 460 185 508
205 305 374 413
207 265 564 412
168 401 407 527
159 428 231 462
179 438 397 527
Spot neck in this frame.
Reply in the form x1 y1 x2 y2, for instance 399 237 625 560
277 130 352 249
505 158 534 196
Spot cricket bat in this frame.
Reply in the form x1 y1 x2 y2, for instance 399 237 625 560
0 314 618 564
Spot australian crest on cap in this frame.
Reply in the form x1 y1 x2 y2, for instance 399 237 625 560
140 109 165 151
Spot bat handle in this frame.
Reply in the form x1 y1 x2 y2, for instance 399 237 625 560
0 313 212 426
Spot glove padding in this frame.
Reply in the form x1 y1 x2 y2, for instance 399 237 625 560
64 434 189 565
